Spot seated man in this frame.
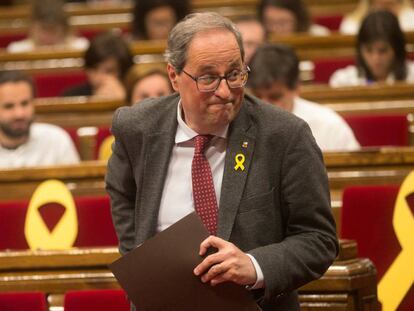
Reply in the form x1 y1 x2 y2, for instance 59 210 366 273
0 70 80 168
248 43 360 151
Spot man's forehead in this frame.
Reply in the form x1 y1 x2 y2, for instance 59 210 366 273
186 29 241 57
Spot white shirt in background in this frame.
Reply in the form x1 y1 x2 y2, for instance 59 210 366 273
293 97 360 151
329 62 414 87
7 36 89 53
0 123 80 168
339 7 414 34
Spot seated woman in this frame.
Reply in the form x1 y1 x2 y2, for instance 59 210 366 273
340 0 414 34
61 31 133 99
330 10 414 87
132 0 190 40
258 0 329 37
7 0 88 53
125 64 173 105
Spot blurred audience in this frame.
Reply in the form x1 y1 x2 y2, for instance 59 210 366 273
258 0 329 37
0 70 79 168
125 64 173 105
61 31 133 99
340 0 414 34
7 0 88 53
248 44 360 151
132 0 190 40
330 10 414 87
235 16 266 65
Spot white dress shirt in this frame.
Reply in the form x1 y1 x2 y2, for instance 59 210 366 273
157 101 264 288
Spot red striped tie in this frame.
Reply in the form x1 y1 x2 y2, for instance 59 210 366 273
191 135 218 235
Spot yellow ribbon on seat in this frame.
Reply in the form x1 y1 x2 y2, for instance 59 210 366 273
98 135 115 161
378 171 414 311
24 179 78 250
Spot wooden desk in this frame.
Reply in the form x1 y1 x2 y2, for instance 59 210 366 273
301 82 414 103
2 31 414 73
0 240 376 311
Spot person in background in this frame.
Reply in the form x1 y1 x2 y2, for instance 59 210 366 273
61 31 133 99
248 43 360 151
0 70 79 168
7 0 88 53
340 0 414 34
125 64 173 105
234 16 266 65
106 12 338 311
132 0 190 40
258 0 329 37
330 10 414 87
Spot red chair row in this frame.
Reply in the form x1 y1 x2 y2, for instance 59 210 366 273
341 185 414 311
0 195 118 250
0 289 130 311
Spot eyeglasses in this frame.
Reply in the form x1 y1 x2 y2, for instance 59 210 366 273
182 67 250 92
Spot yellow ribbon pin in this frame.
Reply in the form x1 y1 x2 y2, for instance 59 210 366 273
24 179 78 250
378 171 414 311
234 153 245 171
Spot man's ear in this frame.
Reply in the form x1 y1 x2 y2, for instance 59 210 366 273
167 63 179 91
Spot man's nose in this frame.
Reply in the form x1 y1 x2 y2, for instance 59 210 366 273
214 78 231 99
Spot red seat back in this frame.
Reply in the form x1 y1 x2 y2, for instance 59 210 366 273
0 33 27 48
0 291 47 311
341 185 414 310
343 114 409 147
313 57 354 83
64 289 130 311
0 196 118 250
313 15 343 31
33 71 87 98
95 126 112 159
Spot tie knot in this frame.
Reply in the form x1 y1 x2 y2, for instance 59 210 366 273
194 135 211 155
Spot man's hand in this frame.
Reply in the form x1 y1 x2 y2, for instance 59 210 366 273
193 236 257 286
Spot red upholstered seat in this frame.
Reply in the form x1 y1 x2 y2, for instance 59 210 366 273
63 127 81 154
313 15 343 31
95 126 112 159
313 57 354 83
64 289 130 311
341 185 414 310
0 33 27 48
33 71 87 98
343 114 409 147
0 291 47 311
0 196 118 250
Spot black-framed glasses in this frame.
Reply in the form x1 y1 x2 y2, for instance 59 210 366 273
182 67 250 92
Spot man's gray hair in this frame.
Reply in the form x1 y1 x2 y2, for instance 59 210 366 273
165 12 245 73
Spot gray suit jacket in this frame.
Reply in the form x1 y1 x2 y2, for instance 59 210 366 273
106 93 338 310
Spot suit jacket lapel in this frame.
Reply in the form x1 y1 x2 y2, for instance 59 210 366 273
218 102 256 240
138 101 178 241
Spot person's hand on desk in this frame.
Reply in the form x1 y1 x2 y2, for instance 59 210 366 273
193 236 257 287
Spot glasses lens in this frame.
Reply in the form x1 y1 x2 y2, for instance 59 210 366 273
197 76 219 92
227 71 248 88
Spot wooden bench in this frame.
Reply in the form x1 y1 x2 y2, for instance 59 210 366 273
0 0 358 30
0 240 377 311
2 31 414 73
1 147 414 232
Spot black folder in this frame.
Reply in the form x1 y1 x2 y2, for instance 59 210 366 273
109 212 259 311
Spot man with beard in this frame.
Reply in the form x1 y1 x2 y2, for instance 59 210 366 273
0 70 79 168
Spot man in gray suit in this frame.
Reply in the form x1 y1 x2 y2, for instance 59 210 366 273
106 12 338 310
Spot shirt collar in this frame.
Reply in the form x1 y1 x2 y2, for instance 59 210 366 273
175 100 228 144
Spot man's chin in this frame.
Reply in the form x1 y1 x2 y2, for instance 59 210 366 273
0 125 30 139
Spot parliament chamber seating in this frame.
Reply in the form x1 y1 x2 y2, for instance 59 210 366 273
34 71 87 98
341 185 414 311
313 14 343 31
343 114 410 147
0 195 117 250
312 57 354 83
64 289 130 311
0 291 47 311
